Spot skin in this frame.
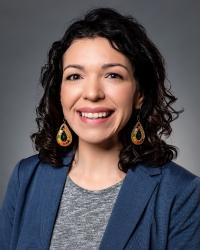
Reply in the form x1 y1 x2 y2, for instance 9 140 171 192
60 37 143 190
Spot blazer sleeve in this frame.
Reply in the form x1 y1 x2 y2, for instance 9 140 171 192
168 176 200 250
0 161 21 250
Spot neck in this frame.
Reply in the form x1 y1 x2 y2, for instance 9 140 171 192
70 139 125 181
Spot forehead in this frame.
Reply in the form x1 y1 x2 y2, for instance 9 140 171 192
62 37 132 67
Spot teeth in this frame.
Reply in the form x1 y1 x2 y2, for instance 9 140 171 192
80 112 110 119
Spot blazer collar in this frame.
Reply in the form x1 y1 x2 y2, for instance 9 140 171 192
39 152 162 249
39 152 73 249
98 164 162 250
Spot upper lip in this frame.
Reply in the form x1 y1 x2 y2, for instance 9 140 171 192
77 107 115 113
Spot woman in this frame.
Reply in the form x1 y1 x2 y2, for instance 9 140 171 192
0 7 200 250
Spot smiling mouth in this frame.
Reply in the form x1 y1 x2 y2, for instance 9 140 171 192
78 111 113 119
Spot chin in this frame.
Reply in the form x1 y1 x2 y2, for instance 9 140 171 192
78 135 118 146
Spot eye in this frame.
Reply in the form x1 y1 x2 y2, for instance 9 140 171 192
106 73 123 80
65 74 82 81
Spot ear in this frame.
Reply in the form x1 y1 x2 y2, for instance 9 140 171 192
134 91 144 109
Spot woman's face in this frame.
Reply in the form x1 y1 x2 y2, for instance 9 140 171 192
60 37 143 146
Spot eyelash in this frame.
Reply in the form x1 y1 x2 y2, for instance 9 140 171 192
65 72 123 81
66 74 82 81
105 73 123 80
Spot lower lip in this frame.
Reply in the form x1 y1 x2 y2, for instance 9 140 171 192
78 112 113 125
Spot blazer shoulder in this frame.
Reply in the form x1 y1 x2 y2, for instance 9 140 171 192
18 154 40 172
161 161 200 193
20 154 40 167
12 154 41 186
162 161 198 180
162 163 200 248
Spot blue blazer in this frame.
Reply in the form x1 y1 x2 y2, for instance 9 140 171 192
1 152 200 250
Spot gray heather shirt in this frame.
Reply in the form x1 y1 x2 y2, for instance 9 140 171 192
49 175 124 250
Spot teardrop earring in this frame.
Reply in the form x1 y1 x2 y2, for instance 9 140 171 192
131 114 145 145
56 121 72 147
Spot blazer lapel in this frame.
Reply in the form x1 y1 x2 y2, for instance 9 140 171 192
39 153 74 249
99 164 162 250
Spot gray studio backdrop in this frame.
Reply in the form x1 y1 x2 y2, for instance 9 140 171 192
0 0 200 205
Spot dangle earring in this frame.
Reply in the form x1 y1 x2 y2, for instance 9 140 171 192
131 113 145 145
56 120 72 147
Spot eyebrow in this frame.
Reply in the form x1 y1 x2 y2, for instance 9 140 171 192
63 64 83 71
63 63 130 73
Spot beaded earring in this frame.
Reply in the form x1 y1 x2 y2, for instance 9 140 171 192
131 114 145 145
56 121 72 147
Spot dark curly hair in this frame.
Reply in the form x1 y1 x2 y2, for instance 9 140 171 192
31 7 182 172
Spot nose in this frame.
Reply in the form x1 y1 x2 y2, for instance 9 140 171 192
82 77 105 102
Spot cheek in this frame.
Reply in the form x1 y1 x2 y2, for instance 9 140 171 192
112 85 135 109
60 84 78 111
115 86 136 126
60 87 69 111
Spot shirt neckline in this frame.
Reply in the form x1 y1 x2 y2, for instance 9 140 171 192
66 175 125 194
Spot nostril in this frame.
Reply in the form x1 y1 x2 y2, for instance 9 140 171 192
83 93 105 101
82 87 105 101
